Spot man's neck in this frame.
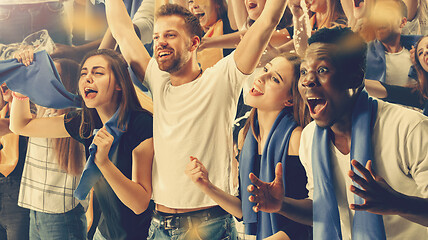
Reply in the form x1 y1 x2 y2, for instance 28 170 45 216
381 35 403 53
170 57 202 87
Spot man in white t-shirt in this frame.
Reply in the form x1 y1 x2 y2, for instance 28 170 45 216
104 0 287 238
247 27 428 239
365 0 420 87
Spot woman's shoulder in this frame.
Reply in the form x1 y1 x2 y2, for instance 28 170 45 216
288 126 303 156
129 110 153 126
126 110 153 142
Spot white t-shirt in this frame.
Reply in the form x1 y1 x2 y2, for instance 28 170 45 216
385 48 416 87
300 100 428 239
144 52 251 208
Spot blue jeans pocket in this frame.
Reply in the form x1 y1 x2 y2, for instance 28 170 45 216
0 7 11 21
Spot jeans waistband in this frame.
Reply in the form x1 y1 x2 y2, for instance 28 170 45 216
153 206 229 230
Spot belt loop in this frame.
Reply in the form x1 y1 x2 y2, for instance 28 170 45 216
187 216 193 228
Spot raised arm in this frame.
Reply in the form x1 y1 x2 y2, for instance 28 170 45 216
93 128 154 214
9 92 70 138
289 0 310 56
230 0 248 31
402 0 419 21
132 0 155 45
105 0 151 80
234 0 288 74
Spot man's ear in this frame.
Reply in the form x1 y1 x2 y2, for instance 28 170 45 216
190 36 201 52
399 17 407 28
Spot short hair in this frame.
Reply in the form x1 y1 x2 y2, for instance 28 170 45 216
156 4 204 40
308 27 367 89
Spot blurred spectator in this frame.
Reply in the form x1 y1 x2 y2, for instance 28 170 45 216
365 0 421 86
0 1 71 45
188 0 235 70
0 84 30 240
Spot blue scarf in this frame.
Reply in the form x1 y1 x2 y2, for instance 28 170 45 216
74 108 130 200
0 50 81 109
240 107 297 239
312 90 386 240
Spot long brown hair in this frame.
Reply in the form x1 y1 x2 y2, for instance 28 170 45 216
238 53 309 150
317 0 346 29
78 49 148 140
41 58 84 176
414 36 428 99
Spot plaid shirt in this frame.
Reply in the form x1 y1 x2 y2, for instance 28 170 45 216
18 136 88 213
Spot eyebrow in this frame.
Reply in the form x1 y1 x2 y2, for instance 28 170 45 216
81 66 105 71
267 62 284 82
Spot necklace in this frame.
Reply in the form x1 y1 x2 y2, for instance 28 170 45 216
192 68 203 82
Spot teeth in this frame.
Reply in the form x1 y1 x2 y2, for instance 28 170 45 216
252 85 263 94
159 52 171 57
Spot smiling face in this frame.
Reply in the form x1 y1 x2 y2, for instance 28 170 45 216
188 0 219 30
153 15 193 73
246 57 294 112
298 43 354 128
245 0 266 21
416 36 428 72
79 55 121 109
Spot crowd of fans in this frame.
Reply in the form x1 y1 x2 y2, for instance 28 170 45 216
0 0 427 239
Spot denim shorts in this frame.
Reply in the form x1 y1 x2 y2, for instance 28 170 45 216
147 211 237 240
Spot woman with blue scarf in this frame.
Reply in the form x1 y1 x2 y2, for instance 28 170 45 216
186 53 311 240
9 49 154 240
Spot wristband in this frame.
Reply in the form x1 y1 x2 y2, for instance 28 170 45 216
12 92 29 101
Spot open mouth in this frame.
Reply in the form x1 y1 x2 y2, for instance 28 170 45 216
248 2 257 10
249 86 264 96
307 97 327 115
195 12 205 20
84 87 98 98
354 0 364 8
158 51 173 59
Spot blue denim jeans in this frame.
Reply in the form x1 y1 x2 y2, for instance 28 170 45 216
147 213 237 240
0 176 30 240
0 2 71 45
29 204 87 240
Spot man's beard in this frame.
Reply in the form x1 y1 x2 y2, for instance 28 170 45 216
156 52 185 73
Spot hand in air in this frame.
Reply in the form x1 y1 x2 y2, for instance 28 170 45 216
248 162 284 213
349 160 403 215
185 156 211 190
93 127 114 167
